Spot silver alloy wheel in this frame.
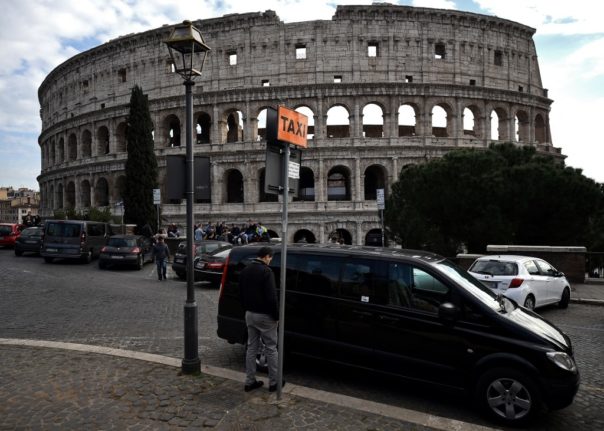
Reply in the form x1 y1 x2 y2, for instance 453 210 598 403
523 295 535 310
486 377 532 420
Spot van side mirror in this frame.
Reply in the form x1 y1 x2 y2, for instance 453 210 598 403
438 302 459 323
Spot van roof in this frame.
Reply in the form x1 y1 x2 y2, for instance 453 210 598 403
232 243 445 264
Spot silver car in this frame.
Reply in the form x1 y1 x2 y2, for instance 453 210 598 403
468 255 571 310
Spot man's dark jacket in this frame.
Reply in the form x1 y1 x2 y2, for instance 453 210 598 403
239 259 278 320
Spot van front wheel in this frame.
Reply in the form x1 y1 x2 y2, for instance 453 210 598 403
475 367 541 426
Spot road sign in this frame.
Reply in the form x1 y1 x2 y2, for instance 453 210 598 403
153 189 161 205
288 161 300 179
277 106 308 148
376 188 385 210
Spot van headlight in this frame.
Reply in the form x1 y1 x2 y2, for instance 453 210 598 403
546 351 577 373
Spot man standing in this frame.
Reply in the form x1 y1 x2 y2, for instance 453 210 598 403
239 246 282 392
152 236 170 280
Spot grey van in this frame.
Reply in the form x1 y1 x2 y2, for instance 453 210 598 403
217 244 579 426
41 220 110 263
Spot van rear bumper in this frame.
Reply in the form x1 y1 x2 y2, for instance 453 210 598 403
217 315 246 345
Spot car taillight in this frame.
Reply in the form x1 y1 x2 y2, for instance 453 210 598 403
219 255 230 298
509 278 524 288
132 247 141 253
80 231 86 245
207 261 224 270
101 246 107 253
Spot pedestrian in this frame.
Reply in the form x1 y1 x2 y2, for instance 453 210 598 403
152 236 170 281
194 224 204 241
239 246 283 392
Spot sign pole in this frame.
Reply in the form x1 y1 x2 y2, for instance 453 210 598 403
277 142 289 400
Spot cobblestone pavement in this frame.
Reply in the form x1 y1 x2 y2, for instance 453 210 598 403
1 252 603 430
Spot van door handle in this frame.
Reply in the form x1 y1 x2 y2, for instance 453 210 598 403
352 310 372 318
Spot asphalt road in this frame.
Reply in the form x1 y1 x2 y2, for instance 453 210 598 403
1 250 602 430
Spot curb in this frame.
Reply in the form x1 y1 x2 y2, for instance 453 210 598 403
570 298 604 306
0 338 499 431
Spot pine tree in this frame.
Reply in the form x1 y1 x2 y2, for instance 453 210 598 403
123 85 158 233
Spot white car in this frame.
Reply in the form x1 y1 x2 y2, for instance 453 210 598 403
468 255 571 310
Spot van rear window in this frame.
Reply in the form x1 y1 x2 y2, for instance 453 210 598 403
46 223 81 238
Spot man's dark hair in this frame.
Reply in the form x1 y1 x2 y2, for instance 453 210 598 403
257 246 273 258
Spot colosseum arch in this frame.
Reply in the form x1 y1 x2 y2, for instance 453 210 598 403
365 228 385 246
56 183 64 209
94 178 109 207
116 122 128 153
326 105 350 138
431 103 453 137
294 229 316 243
258 168 278 202
295 166 315 202
80 180 91 208
364 164 387 201
65 181 76 208
97 126 109 155
256 107 270 142
535 113 547 143
362 103 384 138
294 105 315 139
515 110 530 142
490 107 509 141
163 114 181 147
114 175 126 202
195 111 211 144
463 105 483 138
57 137 65 163
67 133 77 161
81 129 92 158
328 228 352 245
224 169 244 203
398 104 418 136
327 165 351 201
222 109 244 144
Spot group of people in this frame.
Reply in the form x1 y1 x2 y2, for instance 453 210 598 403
193 221 271 244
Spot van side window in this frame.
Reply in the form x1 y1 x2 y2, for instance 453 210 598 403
340 258 388 302
411 267 450 313
287 254 342 296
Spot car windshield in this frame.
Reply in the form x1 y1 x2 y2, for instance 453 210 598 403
469 260 518 276
433 260 514 312
209 248 232 258
196 243 224 255
0 226 13 235
21 228 40 237
108 238 137 247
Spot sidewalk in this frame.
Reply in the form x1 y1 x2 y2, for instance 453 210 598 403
571 282 604 306
0 339 495 431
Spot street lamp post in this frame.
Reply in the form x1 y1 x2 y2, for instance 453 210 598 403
164 20 211 375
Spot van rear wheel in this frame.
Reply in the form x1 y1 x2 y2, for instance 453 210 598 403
475 367 541 426
81 250 92 264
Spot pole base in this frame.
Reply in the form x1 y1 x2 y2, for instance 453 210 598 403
181 357 201 374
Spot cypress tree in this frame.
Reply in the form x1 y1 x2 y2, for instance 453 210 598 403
123 85 158 233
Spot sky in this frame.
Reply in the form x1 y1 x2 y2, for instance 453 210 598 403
0 0 602 190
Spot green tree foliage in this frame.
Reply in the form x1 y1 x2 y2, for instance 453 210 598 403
123 86 158 233
385 144 604 256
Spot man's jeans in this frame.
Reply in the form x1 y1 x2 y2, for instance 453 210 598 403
156 258 167 280
245 311 278 386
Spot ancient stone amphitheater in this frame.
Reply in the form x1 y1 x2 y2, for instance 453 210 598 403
37 4 562 244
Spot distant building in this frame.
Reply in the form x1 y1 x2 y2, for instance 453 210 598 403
0 188 40 224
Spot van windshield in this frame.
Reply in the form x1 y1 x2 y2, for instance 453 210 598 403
46 223 81 238
433 260 511 312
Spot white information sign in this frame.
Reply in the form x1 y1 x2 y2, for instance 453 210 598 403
153 188 161 205
376 188 385 210
288 161 300 179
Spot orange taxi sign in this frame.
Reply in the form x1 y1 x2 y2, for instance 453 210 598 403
277 106 308 148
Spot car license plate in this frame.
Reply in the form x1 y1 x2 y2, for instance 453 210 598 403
46 248 58 252
481 280 498 289
111 255 124 259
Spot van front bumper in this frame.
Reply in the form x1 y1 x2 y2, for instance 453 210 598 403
542 370 580 410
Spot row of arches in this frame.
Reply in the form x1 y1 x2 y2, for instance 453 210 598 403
40 101 549 169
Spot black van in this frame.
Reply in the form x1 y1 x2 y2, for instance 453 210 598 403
217 244 579 425
41 220 110 263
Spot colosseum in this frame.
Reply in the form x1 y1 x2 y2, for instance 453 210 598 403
37 4 563 245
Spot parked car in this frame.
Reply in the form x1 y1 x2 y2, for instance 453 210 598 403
468 255 571 311
14 226 43 256
98 235 154 270
172 240 232 280
41 220 110 263
217 244 579 426
193 246 233 287
0 223 25 248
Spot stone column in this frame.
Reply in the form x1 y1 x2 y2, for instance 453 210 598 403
355 157 362 201
212 106 220 144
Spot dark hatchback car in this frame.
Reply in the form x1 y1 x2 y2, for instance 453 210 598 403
98 235 154 270
172 240 231 280
193 246 233 287
217 244 579 426
14 226 43 256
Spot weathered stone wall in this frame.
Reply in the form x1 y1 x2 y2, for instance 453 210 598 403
36 5 562 244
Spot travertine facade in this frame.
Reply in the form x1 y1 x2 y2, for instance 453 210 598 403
37 4 562 244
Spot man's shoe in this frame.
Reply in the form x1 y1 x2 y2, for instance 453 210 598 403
269 380 285 392
244 380 264 392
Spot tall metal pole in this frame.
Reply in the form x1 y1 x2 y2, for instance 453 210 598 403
277 143 289 399
182 78 200 374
